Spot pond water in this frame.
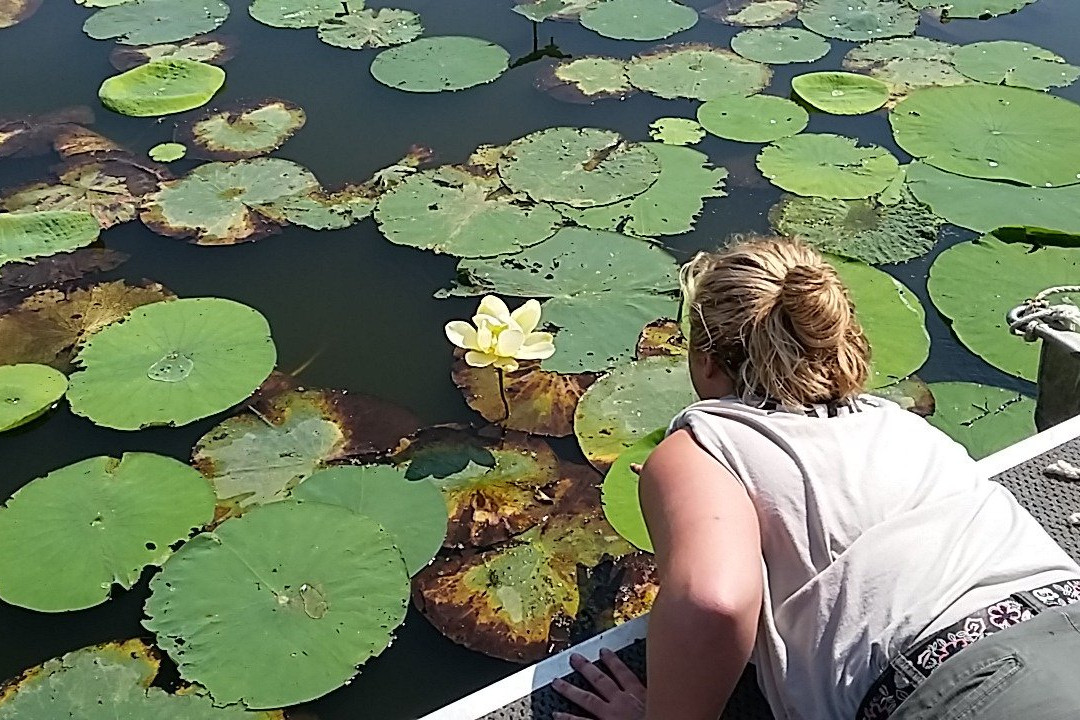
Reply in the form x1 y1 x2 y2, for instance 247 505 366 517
1 0 1078 717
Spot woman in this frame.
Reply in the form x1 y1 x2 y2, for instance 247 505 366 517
554 237 1080 720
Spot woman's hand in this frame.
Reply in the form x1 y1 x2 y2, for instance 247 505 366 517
552 649 646 720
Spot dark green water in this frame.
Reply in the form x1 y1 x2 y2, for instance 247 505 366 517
1 0 1077 716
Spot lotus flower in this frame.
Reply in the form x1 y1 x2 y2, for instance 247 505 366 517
445 296 556 372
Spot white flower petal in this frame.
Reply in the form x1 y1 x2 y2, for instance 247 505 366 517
510 299 542 334
476 325 495 352
475 295 511 325
516 332 556 360
445 320 480 350
465 350 497 368
496 328 524 357
494 357 520 372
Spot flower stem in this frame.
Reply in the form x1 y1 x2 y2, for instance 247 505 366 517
496 367 511 423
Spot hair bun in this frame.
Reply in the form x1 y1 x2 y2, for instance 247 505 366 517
778 262 850 350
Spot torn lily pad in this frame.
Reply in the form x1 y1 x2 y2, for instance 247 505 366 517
0 364 67 432
579 0 698 41
698 94 808 143
249 0 341 27
905 0 1036 19
83 0 230 45
648 117 705 145
0 107 96 159
539 56 635 103
953 41 1080 91
99 59 225 117
757 133 900 199
109 34 237 71
0 248 127 314
927 382 1035 459
704 0 800 26
512 0 601 20
843 37 966 106
602 427 665 551
143 501 410 708
262 184 376 230
0 211 99 267
148 142 186 162
731 27 831 64
627 43 772 101
177 99 306 160
792 71 889 114
371 36 509 93
0 0 40 28
0 453 214 612
636 319 687 358
798 0 918 41
318 2 423 50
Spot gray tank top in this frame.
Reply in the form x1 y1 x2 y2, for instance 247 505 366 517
669 395 1080 720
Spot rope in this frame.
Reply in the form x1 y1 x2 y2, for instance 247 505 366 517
1009 286 1080 342
1044 459 1080 481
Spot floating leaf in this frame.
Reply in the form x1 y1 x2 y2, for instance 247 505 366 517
905 0 1035 19
556 142 727 237
798 0 918 41
318 2 423 50
891 85 1080 188
704 0 799 26
611 552 659 622
539 57 635 103
446 227 680 373
845 35 957 66
579 0 697 41
68 298 276 430
177 99 306 160
0 453 214 612
648 117 705 145
512 0 601 21
927 382 1035 459
83 0 230 45
626 43 772 100
50 125 125 161
109 34 237 70
602 427 665 552
99 59 226 117
636 319 687 358
374 165 563 257
698 94 808 143
498 127 660 208
843 37 965 106
757 133 900 199
0 0 40 28
143 501 410 708
731 27 831 64
0 107 96 159
249 0 341 27
141 157 320 245
371 36 509 93
149 142 186 162
870 375 934 416
0 364 67 431
792 71 889 114
0 248 128 314
261 184 376 230
0 211 99 267
953 40 1080 91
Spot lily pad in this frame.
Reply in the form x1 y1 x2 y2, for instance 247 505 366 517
0 248 127 314
769 191 940 264
698 94 808 143
446 227 680 373
870 375 934 416
143 501 410 708
0 107 96 159
249 0 341 27
648 117 705 145
177 99 306 160
928 235 1080 380
512 0 601 21
0 0 40 28
374 165 563 257
927 382 1035 459
0 453 214 612
704 0 799 26
890 85 1080 188
99 59 225 117
843 38 966 106
83 0 230 45
579 0 698 41
799 0 918 41
262 184 376 230
731 27 831 64
627 43 772 100
953 41 1080 91
149 142 186 162
67 297 276 430
556 142 727 237
792 71 889 114
601 427 665 552
0 281 173 370
636 319 687 358
0 364 67 431
109 35 237 70
0 211 99 267
318 2 423 50
291 465 446 575
371 36 509 93
906 0 1036 19
575 355 696 472
845 36 957 66
141 157 320 245
497 127 660 208
539 56 635 103
757 133 900 199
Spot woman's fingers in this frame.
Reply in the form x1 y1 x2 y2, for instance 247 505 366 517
599 648 646 695
630 463 644 475
569 652 621 700
553 678 606 716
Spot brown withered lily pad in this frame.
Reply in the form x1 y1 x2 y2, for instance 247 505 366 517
451 357 595 437
635 319 687 359
536 56 636 104
0 0 41 29
176 99 307 161
392 427 560 548
0 248 128 313
0 281 173 370
413 463 632 662
0 107 95 159
612 552 659 624
869 375 934 416
109 35 238 71
52 126 124 160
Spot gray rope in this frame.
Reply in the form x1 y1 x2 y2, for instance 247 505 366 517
1009 286 1080 341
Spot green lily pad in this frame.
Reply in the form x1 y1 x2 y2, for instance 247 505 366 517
0 211 99 267
843 38 966 106
905 161 1080 235
318 2 422 50
0 453 214 612
556 142 727 237
109 35 237 71
143 501 410 708
148 142 186 162
248 0 340 27
579 0 698 41
141 157 320 245
891 85 1080 188
0 639 285 719
0 364 67 431
0 0 41 29
541 57 635 102
262 184 376 230
792 71 889 114
99 59 225 117
731 27 831 64
83 0 229 45
601 427 665 552
648 117 705 145
67 297 276 430
626 43 772 100
698 94 808 143
292 465 446 575
845 36 957 66
905 0 1036 19
927 382 1035 459
445 227 680 373
497 127 660 208
757 133 900 199
870 375 934 416
769 191 940 264
512 0 601 21
704 0 800 26
953 41 1080 91
798 0 918 41
374 165 563 257
370 36 509 93
177 99 305 160
928 234 1080 380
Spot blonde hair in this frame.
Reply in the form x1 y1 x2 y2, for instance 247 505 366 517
680 235 870 408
